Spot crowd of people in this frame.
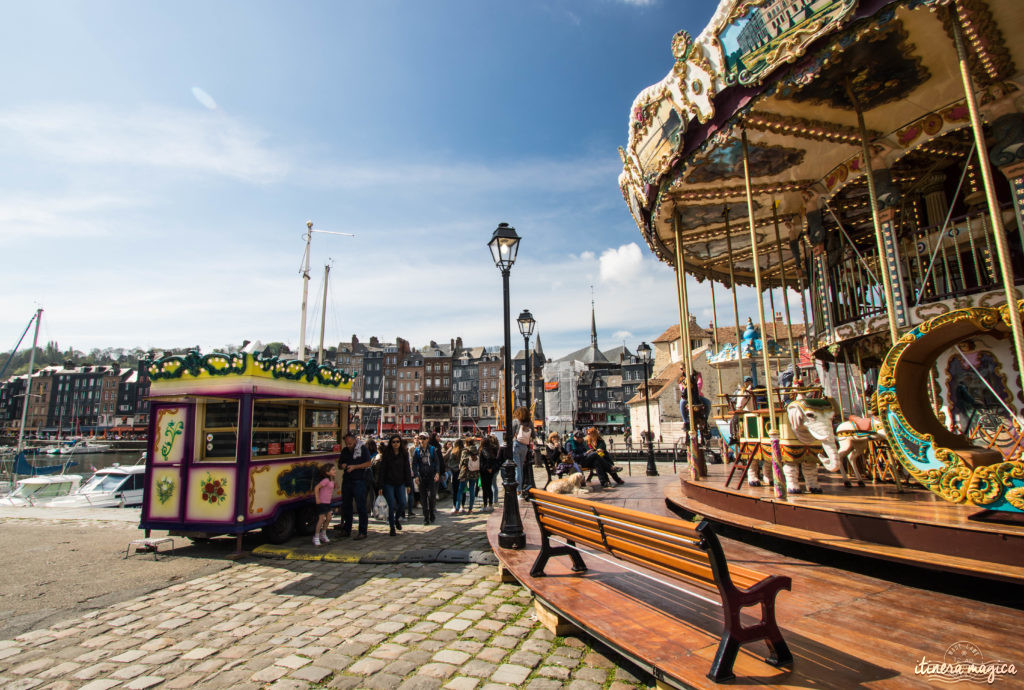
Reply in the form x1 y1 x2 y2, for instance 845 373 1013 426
309 406 628 546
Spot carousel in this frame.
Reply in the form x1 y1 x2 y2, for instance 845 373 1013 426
619 0 1024 583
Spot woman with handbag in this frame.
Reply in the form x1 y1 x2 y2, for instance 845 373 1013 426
585 427 625 487
378 434 413 536
448 439 466 514
459 440 481 513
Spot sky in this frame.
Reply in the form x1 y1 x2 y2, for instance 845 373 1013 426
0 0 792 361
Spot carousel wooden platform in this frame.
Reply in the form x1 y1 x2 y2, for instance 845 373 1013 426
669 465 1024 585
487 476 1024 688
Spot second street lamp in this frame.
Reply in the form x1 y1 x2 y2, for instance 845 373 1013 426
637 341 658 477
517 309 536 493
489 222 526 550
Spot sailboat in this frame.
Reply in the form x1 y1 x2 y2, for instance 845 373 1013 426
1 309 77 481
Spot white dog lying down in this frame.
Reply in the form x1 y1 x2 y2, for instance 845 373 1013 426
546 472 587 494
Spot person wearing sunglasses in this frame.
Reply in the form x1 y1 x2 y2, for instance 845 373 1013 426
377 434 413 536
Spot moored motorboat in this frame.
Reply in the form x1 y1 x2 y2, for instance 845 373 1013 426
1 475 84 506
47 464 146 508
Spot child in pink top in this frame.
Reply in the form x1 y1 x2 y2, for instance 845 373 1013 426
313 463 337 547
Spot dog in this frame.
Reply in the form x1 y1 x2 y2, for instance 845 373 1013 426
546 472 587 495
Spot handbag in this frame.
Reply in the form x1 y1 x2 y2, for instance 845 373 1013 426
372 494 389 521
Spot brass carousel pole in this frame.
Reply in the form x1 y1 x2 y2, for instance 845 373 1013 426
772 201 798 377
951 3 1024 397
673 216 706 478
742 129 786 499
725 209 746 395
709 268 725 418
846 81 901 347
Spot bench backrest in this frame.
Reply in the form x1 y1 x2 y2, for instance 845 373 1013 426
529 489 724 590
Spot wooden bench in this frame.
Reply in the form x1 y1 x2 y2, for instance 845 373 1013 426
527 488 792 683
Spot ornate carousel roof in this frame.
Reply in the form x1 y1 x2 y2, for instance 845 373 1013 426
618 0 1023 287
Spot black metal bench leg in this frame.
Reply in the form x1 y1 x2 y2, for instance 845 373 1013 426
761 598 792 667
708 633 739 683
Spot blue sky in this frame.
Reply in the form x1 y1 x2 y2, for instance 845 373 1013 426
0 0 787 360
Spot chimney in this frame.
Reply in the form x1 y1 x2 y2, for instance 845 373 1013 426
352 334 359 346
456 337 463 351
450 338 455 352
370 336 380 347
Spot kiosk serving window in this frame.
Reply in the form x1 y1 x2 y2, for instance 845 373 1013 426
252 401 299 458
303 406 344 454
200 400 239 461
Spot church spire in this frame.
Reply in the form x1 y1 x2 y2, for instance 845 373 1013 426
590 285 598 349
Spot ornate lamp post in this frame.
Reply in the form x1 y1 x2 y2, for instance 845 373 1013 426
517 308 536 493
489 222 525 549
637 342 658 477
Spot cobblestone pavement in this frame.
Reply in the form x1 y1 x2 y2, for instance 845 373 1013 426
0 503 654 689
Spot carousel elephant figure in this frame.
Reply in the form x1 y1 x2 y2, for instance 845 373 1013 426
779 397 844 494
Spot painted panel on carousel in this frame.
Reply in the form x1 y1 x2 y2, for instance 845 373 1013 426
878 303 1024 513
148 467 181 520
715 0 857 87
152 406 188 465
247 460 340 519
186 468 236 523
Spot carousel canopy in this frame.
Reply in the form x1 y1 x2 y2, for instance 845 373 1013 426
619 0 1023 287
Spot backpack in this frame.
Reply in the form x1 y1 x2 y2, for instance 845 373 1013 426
516 424 532 444
468 452 480 473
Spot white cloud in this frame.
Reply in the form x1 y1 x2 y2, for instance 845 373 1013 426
598 243 644 284
0 104 289 184
191 87 218 111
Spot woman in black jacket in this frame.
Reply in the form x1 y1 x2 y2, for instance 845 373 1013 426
377 434 413 536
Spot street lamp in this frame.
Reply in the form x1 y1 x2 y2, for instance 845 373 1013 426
637 342 658 477
517 308 536 495
489 222 525 550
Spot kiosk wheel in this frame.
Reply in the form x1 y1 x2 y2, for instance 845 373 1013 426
295 505 317 536
263 510 296 544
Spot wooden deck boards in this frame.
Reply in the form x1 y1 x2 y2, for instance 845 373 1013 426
488 476 1024 689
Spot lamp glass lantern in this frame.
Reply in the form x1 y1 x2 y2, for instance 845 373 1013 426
637 341 652 363
488 222 521 272
517 309 535 338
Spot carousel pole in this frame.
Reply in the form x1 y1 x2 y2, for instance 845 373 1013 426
709 270 725 417
772 201 798 377
768 282 781 376
951 3 1024 397
724 209 746 395
846 81 901 347
673 216 706 479
742 129 786 499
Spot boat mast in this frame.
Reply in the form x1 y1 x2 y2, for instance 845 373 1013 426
16 308 43 454
317 264 331 365
298 221 313 362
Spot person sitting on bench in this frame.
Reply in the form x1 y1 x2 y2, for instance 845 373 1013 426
584 428 624 487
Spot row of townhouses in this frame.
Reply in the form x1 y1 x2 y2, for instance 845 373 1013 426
0 362 152 437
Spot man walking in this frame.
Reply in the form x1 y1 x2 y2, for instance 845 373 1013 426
338 432 373 540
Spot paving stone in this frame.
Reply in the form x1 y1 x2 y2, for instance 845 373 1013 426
418 662 457 679
123 677 165 689
475 647 507 664
348 657 387 675
444 677 480 690
251 664 289 682
267 680 309 690
78 681 122 690
564 681 603 690
433 649 470 665
525 680 564 690
12 658 52 676
5 679 45 690
614 666 641 683
507 650 542 668
74 663 115 680
361 672 404 689
289 664 332 682
275 654 311 670
397 675 444 690
460 659 497 678
537 664 572 679
491 663 531 684
574 667 609 683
